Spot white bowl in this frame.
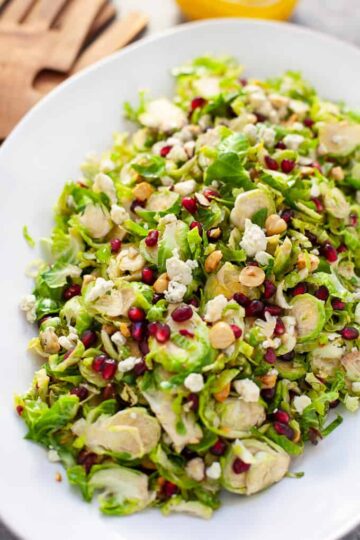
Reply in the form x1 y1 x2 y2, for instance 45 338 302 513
1 19 360 540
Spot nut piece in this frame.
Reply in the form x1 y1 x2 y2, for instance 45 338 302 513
213 382 231 402
119 322 131 338
102 324 117 336
209 321 235 349
239 266 265 287
205 250 223 273
297 253 320 272
265 214 287 236
331 166 345 182
133 181 154 202
259 372 277 389
207 227 222 241
153 273 170 293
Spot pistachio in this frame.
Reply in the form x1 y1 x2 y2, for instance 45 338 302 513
265 214 287 236
205 250 223 273
153 273 170 293
209 321 235 349
239 266 265 288
133 181 154 202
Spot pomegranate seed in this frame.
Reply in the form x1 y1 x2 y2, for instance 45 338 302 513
281 159 295 174
264 348 277 364
280 209 294 224
163 481 179 498
233 293 250 307
160 145 172 157
139 339 150 356
263 279 276 299
231 324 242 339
232 458 251 474
210 439 227 456
304 117 314 128
92 354 107 373
148 322 158 336
182 196 197 214
314 286 329 301
340 327 359 340
291 282 308 296
180 329 194 338
246 300 264 318
102 358 117 380
350 213 358 227
321 242 338 263
265 155 279 171
81 329 97 349
152 293 163 304
261 387 276 401
275 141 286 150
312 197 324 213
190 221 203 235
130 199 145 213
155 323 171 343
274 421 294 440
187 393 199 411
110 238 122 253
142 266 156 285
102 383 117 400
128 306 146 323
274 318 285 336
145 229 159 247
16 405 24 416
337 244 347 254
240 78 248 86
70 386 89 400
273 409 290 424
78 450 98 473
131 322 146 342
63 284 81 300
248 261 259 267
308 427 322 446
187 297 200 307
191 97 207 111
203 188 220 200
134 358 148 376
171 305 193 322
331 297 345 310
306 231 318 245
255 113 267 123
278 350 295 362
264 304 283 316
63 348 74 359
329 399 340 409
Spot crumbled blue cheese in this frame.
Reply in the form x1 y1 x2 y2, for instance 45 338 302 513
240 219 267 257
233 378 260 402
139 98 187 132
118 356 142 373
164 281 187 303
185 457 205 482
20 294 37 323
243 123 257 144
184 373 204 393
257 125 276 148
111 331 126 348
110 204 129 225
86 277 114 302
283 134 304 150
204 294 228 323
206 462 222 480
293 395 312 414
166 250 198 286
93 173 117 204
173 179 197 196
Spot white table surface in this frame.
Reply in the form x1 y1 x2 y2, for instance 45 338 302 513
1 0 359 538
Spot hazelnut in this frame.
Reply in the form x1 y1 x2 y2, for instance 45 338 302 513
153 273 170 293
119 322 131 338
330 166 345 182
209 322 235 349
265 214 287 236
239 266 265 288
133 181 154 202
102 324 117 336
205 250 223 273
297 253 319 272
259 372 277 389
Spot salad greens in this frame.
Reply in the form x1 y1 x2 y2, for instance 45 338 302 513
18 55 360 519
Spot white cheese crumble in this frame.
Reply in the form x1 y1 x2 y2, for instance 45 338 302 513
167 144 188 162
58 330 78 350
86 277 114 302
164 280 187 303
283 134 304 151
293 395 312 414
262 337 282 349
118 356 142 373
289 99 309 115
139 98 187 132
233 378 260 402
352 382 360 393
204 294 228 323
243 123 257 144
110 204 129 225
166 250 198 286
240 218 267 257
20 294 37 323
111 331 126 348
257 125 276 148
194 76 221 98
93 173 117 204
185 457 205 482
173 179 197 196
184 373 204 393
206 462 222 480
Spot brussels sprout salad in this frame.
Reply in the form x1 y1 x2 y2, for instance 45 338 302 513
18 55 360 519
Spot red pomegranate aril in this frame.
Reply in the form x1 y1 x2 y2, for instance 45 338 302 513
142 266 156 285
246 300 264 317
190 221 203 235
240 78 248 86
145 229 159 247
264 155 279 171
337 244 347 254
191 96 207 111
274 421 295 440
102 383 117 400
78 450 97 473
340 327 359 340
248 261 259 267
81 329 97 349
148 322 158 336
210 439 227 456
232 458 251 474
130 199 145 213
231 324 242 339
280 209 294 224
273 409 290 424
291 282 308 296
304 117 314 128
314 286 329 301
306 231 318 245
281 159 295 174
187 297 200 307
274 318 285 336
152 293 163 304
350 213 358 227
179 329 195 338
139 339 150 356
187 393 199 412
329 399 340 409
155 323 171 343
264 347 277 364
160 145 172 157
102 358 117 380
308 427 322 446
131 322 146 342
264 304 283 317
275 141 286 150
92 354 107 373
110 238 122 253
261 387 276 401
16 405 24 416
203 188 220 200
70 386 89 400
182 196 197 214
312 197 324 213
278 350 295 362
263 279 276 299
255 113 266 123
321 242 338 263
134 358 148 377
128 306 146 323
63 283 81 300
171 305 193 322
163 481 179 498
331 297 345 310
233 292 250 307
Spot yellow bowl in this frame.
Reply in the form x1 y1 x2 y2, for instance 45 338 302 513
176 0 298 21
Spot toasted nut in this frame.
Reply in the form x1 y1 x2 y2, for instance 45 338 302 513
214 382 231 402
292 429 301 444
297 253 320 272
209 321 235 349
259 373 277 389
83 274 96 286
153 272 170 293
195 192 210 207
119 322 131 338
205 250 223 273
265 214 287 236
55 472 62 482
239 266 265 287
141 457 157 470
102 324 117 336
207 227 222 241
331 166 345 182
133 181 154 202
157 476 166 489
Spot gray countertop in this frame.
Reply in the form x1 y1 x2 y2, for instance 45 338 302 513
2 0 360 538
